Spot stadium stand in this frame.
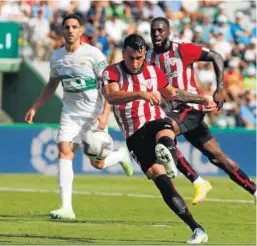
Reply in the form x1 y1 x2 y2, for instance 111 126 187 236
0 0 256 128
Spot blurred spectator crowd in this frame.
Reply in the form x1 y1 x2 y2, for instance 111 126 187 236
0 0 256 129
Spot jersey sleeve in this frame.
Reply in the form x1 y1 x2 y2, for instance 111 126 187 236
102 66 119 87
154 66 168 90
179 43 203 64
93 48 109 78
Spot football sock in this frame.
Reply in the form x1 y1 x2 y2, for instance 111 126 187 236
254 191 257 198
193 177 205 185
155 174 203 232
228 169 256 195
103 149 125 168
58 159 74 209
176 153 199 183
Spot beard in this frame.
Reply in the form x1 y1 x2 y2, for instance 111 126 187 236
153 38 170 53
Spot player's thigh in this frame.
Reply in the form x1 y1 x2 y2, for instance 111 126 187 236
126 135 166 180
126 125 155 174
126 119 173 175
167 107 204 135
57 113 83 144
184 121 214 153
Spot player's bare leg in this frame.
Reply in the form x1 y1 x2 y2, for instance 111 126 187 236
90 147 133 176
49 142 78 220
199 138 256 198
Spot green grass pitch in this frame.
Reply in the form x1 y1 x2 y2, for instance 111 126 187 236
0 175 255 244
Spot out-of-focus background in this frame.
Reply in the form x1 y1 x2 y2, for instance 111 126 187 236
0 0 256 176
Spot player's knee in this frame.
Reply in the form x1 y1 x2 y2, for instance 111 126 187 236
146 164 166 180
206 149 223 164
90 159 105 169
58 149 74 160
58 142 76 160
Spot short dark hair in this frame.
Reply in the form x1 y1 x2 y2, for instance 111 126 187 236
62 13 83 26
123 34 146 52
151 17 170 28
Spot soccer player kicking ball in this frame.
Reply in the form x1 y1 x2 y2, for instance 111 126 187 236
146 17 256 203
102 34 217 244
25 14 133 220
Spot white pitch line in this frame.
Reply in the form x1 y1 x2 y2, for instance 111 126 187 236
0 187 254 204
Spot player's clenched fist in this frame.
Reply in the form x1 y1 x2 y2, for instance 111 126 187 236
139 91 161 105
203 97 217 112
25 108 36 124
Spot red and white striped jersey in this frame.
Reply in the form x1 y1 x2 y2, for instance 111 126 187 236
146 42 203 111
102 62 168 138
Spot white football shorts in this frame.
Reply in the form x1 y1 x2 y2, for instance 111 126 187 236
57 113 107 144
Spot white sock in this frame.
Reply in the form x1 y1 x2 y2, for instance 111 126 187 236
58 159 74 209
193 177 205 185
103 149 125 169
254 191 257 198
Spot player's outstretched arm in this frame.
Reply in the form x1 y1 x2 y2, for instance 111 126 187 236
103 82 160 105
159 85 217 112
103 83 140 104
25 77 60 124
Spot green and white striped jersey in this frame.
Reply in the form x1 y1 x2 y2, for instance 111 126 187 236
50 43 108 117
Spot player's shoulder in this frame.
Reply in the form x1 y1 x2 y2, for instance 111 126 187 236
103 62 121 81
50 46 65 62
178 41 202 49
104 62 121 73
170 40 184 48
80 42 104 56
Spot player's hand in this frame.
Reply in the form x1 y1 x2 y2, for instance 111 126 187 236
93 113 108 130
203 97 217 112
213 88 224 110
139 91 161 105
25 108 36 124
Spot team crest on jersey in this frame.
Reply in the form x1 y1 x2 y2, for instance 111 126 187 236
169 57 175 66
145 79 152 89
80 61 87 67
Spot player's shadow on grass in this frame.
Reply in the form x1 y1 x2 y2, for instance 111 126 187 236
0 214 48 222
0 233 185 244
51 218 183 226
0 234 93 243
0 214 46 218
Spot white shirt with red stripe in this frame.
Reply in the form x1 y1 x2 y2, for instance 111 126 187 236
102 62 168 138
146 42 204 111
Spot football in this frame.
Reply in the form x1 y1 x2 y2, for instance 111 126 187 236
82 130 114 161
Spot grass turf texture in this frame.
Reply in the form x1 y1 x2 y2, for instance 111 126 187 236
0 175 255 244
